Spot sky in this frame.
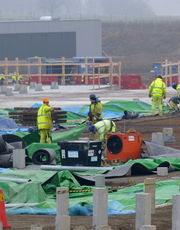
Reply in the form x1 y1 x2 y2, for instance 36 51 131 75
147 0 180 16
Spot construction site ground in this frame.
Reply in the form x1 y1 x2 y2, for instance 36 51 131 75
1 85 180 230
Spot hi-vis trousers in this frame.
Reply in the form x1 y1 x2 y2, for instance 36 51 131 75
39 130 52 143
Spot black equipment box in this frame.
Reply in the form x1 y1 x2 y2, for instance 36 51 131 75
58 140 102 167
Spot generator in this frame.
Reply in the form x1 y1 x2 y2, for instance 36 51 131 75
106 132 142 162
58 140 102 167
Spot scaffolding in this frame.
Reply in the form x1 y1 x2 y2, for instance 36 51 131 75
0 57 122 89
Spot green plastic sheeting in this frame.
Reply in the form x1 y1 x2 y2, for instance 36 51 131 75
116 158 180 170
104 100 169 114
0 168 179 215
74 158 180 177
51 122 86 143
15 122 87 147
66 111 86 125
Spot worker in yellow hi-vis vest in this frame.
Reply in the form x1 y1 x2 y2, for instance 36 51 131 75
37 98 54 143
148 75 166 116
0 73 5 85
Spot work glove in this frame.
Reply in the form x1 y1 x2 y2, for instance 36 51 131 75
163 96 166 99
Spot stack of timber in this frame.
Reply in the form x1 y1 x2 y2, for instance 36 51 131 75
9 107 67 126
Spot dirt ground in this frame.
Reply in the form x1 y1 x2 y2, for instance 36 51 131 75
1 85 180 230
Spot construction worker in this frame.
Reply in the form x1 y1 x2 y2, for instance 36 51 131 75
37 98 54 143
18 74 23 84
88 94 103 124
172 82 180 97
0 73 5 85
12 72 17 84
167 96 180 111
148 75 166 116
88 119 116 141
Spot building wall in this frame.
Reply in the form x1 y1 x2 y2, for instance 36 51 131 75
0 19 102 60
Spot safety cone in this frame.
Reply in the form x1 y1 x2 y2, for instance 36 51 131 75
0 190 11 229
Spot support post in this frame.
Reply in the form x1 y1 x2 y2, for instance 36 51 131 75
38 57 42 84
93 188 109 230
85 56 88 85
61 57 66 85
4 57 9 85
135 193 151 230
55 187 70 230
118 62 121 89
144 178 155 214
172 194 180 230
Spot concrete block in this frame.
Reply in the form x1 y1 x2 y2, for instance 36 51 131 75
35 83 43 91
93 188 108 229
141 225 156 230
31 225 43 230
163 128 175 143
13 149 26 169
157 167 168 176
51 81 59 89
172 194 180 230
144 178 155 214
95 175 105 187
0 86 7 94
19 85 28 94
14 84 20 91
5 88 13 96
136 193 151 230
152 132 164 146
29 82 36 89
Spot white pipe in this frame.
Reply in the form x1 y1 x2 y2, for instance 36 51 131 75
0 177 31 183
41 165 113 171
5 203 39 208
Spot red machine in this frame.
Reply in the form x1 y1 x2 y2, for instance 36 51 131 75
106 132 142 162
